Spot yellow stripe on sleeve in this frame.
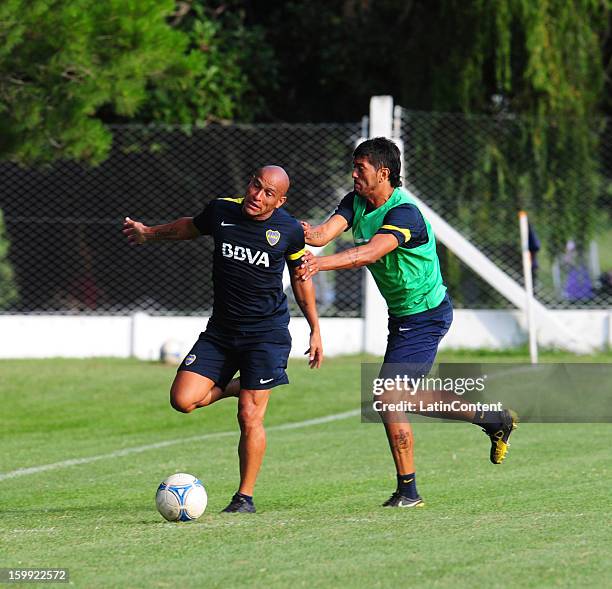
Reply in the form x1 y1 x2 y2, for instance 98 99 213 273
219 197 245 204
287 248 306 261
381 225 411 242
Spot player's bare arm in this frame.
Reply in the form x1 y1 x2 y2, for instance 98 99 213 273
290 271 323 369
122 216 200 245
298 233 398 280
300 214 348 247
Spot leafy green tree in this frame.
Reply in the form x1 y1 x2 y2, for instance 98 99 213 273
246 0 611 122
0 0 266 165
408 0 609 254
140 1 276 124
0 0 196 163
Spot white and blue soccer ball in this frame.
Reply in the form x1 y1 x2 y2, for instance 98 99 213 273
160 339 184 365
155 473 207 522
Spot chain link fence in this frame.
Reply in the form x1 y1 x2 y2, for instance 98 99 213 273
400 108 612 309
2 111 611 317
0 123 364 316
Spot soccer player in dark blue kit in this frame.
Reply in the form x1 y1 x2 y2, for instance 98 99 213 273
123 165 322 513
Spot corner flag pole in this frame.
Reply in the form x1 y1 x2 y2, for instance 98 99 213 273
519 211 538 364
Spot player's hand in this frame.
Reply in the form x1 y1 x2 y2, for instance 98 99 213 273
305 330 323 369
123 216 147 245
299 250 319 281
300 220 312 236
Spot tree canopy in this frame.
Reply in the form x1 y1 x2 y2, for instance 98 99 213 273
0 0 267 163
225 0 609 122
2 0 610 162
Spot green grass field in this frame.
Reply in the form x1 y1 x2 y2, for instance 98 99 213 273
1 352 610 588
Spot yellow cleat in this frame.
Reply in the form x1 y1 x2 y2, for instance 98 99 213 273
485 409 518 464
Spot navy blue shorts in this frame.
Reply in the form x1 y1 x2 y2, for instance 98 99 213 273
178 326 292 390
380 294 453 379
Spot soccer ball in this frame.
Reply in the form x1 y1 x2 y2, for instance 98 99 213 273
160 339 184 365
155 473 207 522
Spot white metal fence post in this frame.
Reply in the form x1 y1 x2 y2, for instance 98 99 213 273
363 96 395 354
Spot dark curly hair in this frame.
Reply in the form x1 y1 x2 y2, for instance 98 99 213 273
353 137 402 188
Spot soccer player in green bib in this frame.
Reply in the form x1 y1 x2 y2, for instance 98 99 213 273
299 138 516 508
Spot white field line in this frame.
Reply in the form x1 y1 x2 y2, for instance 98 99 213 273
0 409 360 482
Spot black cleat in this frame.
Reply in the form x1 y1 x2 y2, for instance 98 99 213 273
382 492 425 508
483 409 518 464
221 493 256 513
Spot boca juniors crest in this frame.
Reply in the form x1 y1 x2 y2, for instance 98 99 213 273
266 229 281 246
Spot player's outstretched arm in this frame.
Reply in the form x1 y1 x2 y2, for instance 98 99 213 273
290 272 323 369
298 233 399 280
301 214 348 247
123 216 200 245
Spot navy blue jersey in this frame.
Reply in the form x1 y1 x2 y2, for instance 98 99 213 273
193 198 306 332
334 191 429 248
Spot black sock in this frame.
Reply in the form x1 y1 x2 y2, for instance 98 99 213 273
236 492 253 504
397 473 418 499
472 409 503 430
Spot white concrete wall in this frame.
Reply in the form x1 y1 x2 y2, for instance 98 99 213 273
0 315 133 358
441 310 525 350
442 309 612 351
0 310 609 359
0 315 363 360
